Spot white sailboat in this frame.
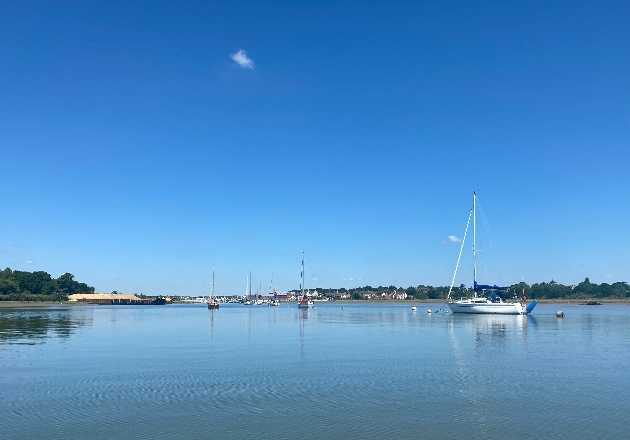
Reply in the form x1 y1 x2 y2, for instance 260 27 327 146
447 193 536 315
254 282 263 305
243 272 253 305
268 273 280 306
297 253 314 309
207 264 219 309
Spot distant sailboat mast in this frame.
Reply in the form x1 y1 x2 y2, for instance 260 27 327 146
301 252 305 299
297 252 313 308
207 263 219 309
473 192 477 299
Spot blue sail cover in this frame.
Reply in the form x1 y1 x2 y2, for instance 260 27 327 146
474 281 508 292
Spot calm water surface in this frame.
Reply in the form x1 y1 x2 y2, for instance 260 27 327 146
1 303 629 439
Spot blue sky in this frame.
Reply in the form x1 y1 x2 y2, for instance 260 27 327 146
1 1 628 295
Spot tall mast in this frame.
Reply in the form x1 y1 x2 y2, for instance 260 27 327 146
249 271 252 300
301 252 305 298
473 192 477 297
212 263 215 298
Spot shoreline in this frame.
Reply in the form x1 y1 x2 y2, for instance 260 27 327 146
1 298 629 308
331 299 630 304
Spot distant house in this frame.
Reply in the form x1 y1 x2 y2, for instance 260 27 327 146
275 292 294 301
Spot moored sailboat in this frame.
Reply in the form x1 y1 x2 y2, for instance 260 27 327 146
447 193 536 315
243 272 253 305
207 264 219 309
297 253 314 309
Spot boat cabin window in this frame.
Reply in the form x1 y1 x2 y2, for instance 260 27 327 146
488 292 503 303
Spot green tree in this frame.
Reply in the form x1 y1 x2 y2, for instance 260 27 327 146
57 273 76 294
0 278 19 295
12 271 58 295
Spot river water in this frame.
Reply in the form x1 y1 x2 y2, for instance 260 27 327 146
1 302 629 439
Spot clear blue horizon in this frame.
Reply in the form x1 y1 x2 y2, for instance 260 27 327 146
1 1 628 295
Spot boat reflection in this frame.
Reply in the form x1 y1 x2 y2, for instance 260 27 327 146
449 313 534 347
0 308 92 345
299 308 308 360
207 308 216 347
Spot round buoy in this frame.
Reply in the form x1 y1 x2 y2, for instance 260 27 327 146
411 306 417 311
556 311 564 318
342 307 345 310
427 309 432 314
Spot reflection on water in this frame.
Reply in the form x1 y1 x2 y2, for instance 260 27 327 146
0 308 92 345
299 308 308 359
2 303 629 440
461 314 526 347
207 308 216 347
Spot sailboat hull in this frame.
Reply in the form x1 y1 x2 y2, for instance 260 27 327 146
448 301 525 315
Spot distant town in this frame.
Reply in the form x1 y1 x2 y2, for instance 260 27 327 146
1 268 628 303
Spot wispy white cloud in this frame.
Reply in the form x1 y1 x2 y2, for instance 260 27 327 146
230 49 254 69
343 278 353 281
604 274 612 278
441 235 462 244
24 260 33 264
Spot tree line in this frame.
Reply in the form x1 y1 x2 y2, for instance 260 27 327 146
295 278 630 300
0 268 95 302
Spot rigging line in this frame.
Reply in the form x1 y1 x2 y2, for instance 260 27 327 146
477 200 510 286
446 206 473 302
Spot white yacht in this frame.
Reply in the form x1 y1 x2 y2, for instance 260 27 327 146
447 193 536 315
447 289 526 315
